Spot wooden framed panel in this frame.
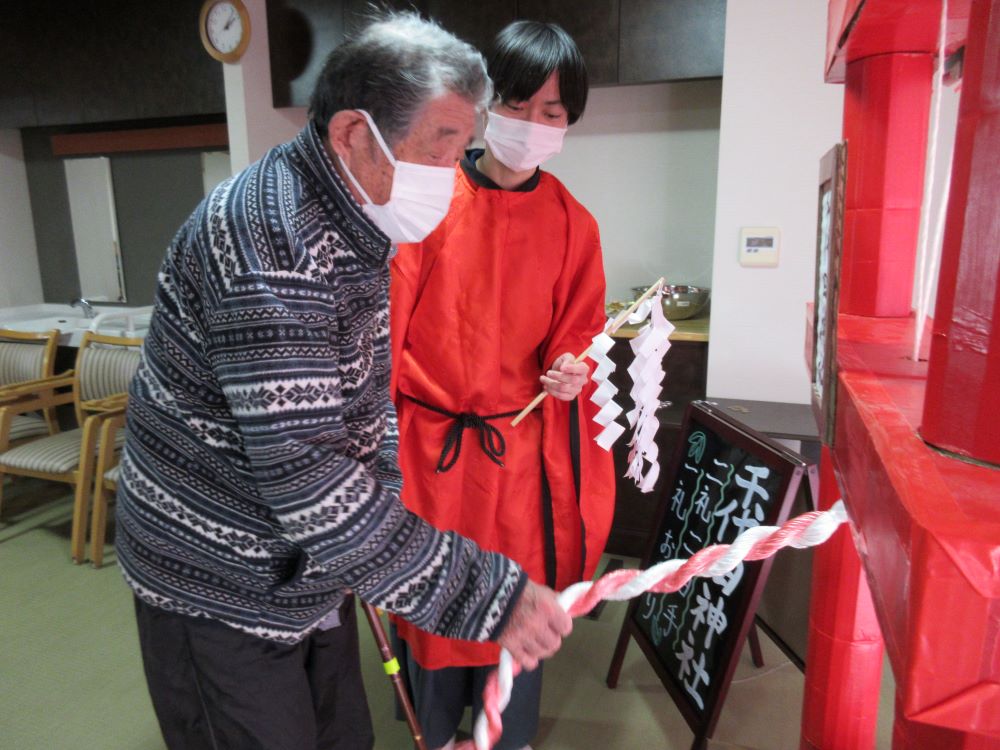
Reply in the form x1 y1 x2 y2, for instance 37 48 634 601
811 143 846 446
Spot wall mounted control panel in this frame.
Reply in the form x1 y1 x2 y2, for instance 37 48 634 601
739 226 780 268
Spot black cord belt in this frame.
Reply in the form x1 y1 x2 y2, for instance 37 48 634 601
404 395 522 473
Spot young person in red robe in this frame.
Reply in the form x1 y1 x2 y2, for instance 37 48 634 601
389 21 616 750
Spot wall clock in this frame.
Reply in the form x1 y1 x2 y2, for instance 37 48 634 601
200 0 251 63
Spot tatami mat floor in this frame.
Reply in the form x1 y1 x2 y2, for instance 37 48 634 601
1 478 895 749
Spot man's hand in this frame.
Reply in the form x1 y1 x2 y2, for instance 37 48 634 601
496 580 573 671
540 352 588 401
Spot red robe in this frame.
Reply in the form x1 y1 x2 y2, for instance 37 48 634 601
389 161 616 668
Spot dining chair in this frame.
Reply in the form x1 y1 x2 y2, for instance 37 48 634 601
89 406 126 569
0 328 63 447
0 331 142 563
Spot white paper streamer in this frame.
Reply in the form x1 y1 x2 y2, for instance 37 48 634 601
627 298 654 324
586 297 674 478
587 327 622 451
624 297 674 491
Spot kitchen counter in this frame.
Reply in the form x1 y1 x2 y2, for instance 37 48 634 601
611 312 709 342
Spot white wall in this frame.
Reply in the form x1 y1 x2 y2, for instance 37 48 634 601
0 129 43 307
223 0 306 173
548 80 722 302
706 0 844 404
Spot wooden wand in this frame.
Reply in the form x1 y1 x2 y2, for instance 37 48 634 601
509 277 664 427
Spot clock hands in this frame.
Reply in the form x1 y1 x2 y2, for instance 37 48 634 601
224 8 237 31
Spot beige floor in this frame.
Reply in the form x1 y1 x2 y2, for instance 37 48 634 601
0 478 896 749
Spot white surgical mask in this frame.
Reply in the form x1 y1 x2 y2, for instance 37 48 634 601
338 110 456 244
484 110 567 172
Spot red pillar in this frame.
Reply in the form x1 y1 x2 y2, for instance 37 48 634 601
800 447 884 750
840 53 934 317
921 0 1000 467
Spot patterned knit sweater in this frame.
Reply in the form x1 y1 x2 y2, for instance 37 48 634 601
115 122 525 644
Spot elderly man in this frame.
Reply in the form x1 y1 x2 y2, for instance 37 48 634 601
115 12 571 750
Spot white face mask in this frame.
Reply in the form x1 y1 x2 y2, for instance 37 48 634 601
484 110 567 172
338 110 456 244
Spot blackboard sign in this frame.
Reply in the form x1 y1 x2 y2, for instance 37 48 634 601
607 401 809 750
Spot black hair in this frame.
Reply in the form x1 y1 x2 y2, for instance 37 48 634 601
486 20 588 125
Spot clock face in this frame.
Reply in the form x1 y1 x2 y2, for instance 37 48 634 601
206 2 244 54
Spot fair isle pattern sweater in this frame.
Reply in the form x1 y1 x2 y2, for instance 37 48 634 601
115 123 525 644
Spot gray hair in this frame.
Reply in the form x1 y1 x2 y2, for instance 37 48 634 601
309 11 491 147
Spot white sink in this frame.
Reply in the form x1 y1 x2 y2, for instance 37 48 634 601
3 315 85 333
1 305 151 346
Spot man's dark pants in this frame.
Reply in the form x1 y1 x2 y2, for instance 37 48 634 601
134 596 374 750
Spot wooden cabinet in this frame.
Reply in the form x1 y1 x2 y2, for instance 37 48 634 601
267 0 454 107
0 0 224 129
132 4 229 121
619 0 726 83
267 0 349 108
0 3 40 128
0 0 727 127
423 0 517 56
266 0 725 108
516 0 620 86
605 337 708 557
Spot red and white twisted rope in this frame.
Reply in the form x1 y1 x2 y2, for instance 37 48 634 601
457 500 850 750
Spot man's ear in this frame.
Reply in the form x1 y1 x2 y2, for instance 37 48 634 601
327 110 367 164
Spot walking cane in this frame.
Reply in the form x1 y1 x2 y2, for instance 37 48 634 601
361 602 428 750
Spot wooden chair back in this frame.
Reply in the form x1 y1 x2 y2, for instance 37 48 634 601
0 328 60 387
0 328 62 436
72 331 143 425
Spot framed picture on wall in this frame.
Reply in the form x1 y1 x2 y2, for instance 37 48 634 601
811 143 846 446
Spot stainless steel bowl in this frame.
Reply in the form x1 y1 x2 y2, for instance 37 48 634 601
631 284 711 321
